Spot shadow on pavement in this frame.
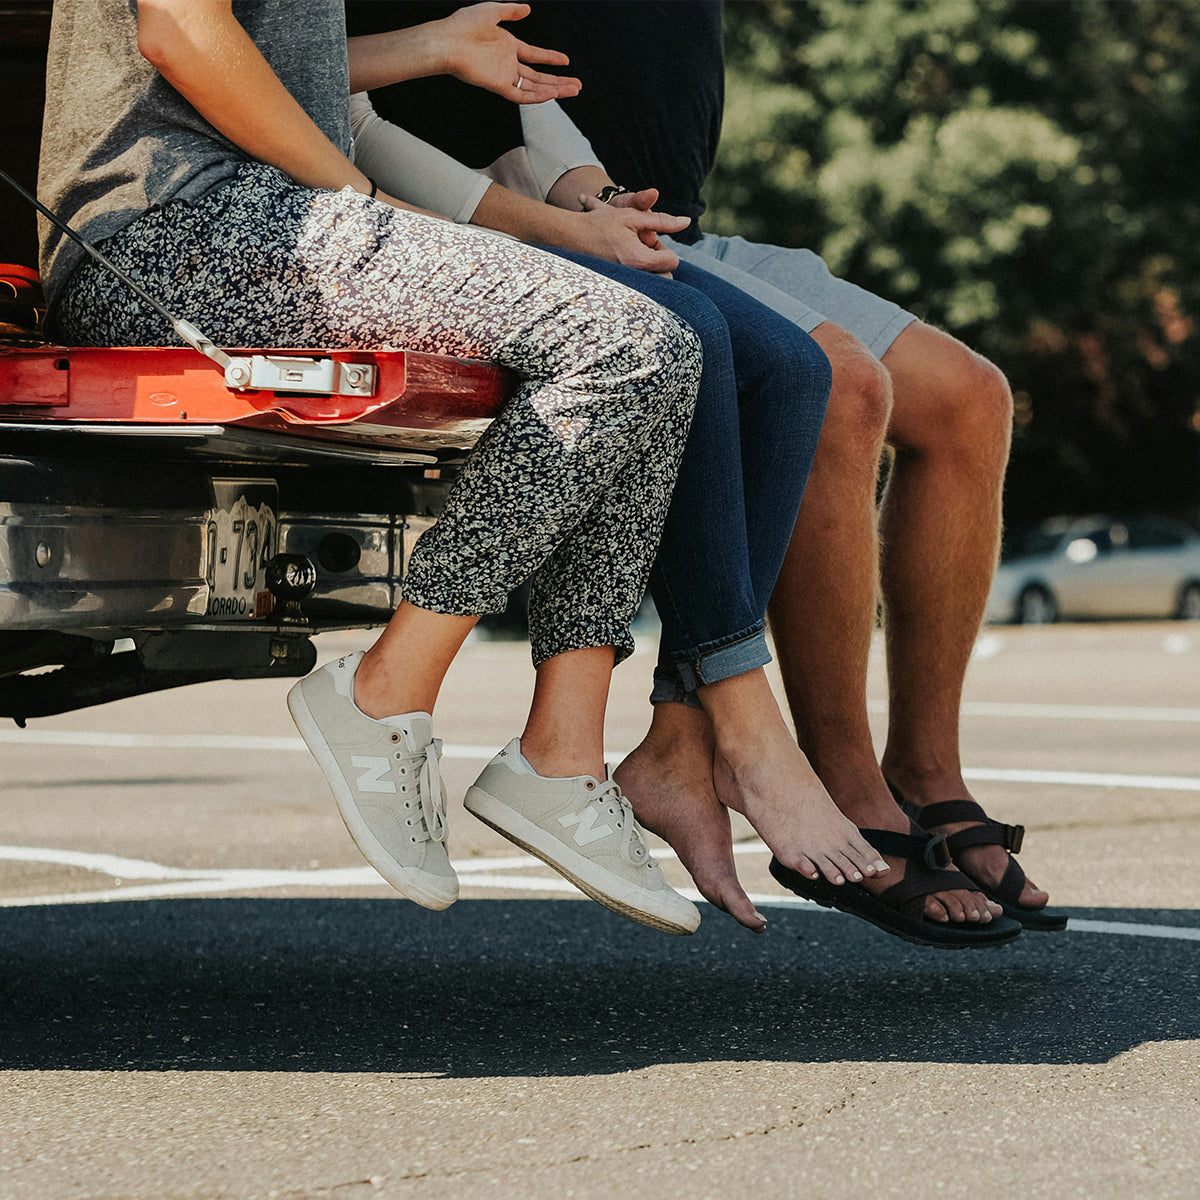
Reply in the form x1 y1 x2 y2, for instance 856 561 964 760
2 898 1197 1075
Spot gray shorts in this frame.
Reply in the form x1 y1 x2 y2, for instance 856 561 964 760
667 233 918 360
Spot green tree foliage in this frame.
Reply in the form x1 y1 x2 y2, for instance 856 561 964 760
709 0 1200 522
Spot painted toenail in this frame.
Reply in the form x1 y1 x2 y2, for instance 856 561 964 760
851 871 863 881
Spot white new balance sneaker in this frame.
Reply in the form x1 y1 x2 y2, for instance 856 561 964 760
287 651 458 910
464 739 700 935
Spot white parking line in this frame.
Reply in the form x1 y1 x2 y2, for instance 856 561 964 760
3 729 1200 793
963 767 1200 792
2 843 1199 941
868 700 1200 723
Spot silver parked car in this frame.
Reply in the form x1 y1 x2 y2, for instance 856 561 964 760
985 515 1200 624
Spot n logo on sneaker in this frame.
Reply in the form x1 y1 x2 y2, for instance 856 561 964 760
351 755 395 794
559 808 613 846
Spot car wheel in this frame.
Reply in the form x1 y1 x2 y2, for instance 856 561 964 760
1017 584 1057 625
1178 582 1200 621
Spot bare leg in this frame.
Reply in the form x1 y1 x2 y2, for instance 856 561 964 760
616 702 767 932
878 325 1048 908
353 600 478 718
520 646 614 781
769 323 997 923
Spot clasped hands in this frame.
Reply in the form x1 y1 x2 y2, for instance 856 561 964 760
577 189 688 277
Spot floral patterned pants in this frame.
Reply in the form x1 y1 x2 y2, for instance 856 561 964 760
58 163 702 665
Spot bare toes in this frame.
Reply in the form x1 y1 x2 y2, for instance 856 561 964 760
814 857 846 886
696 868 766 933
779 852 819 881
846 833 885 876
829 850 863 883
715 892 768 934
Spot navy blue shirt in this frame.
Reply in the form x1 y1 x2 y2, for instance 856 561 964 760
518 1 725 243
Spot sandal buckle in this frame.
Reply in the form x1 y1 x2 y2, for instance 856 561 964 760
1004 823 1025 853
923 832 951 870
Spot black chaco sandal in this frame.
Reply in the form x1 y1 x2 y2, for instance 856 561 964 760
888 784 1069 932
768 823 1023 949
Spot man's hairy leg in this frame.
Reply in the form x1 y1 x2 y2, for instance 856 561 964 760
769 323 889 805
769 322 998 923
876 323 1048 909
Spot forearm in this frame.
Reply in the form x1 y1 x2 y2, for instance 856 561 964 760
546 165 616 212
520 100 606 202
137 1 369 194
471 181 586 246
347 23 450 93
348 91 682 268
472 180 684 274
351 93 490 222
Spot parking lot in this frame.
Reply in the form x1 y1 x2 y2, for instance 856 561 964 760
2 622 1198 1199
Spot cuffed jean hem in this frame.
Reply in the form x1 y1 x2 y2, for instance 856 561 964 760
652 626 772 707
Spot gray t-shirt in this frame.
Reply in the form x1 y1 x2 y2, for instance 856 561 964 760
38 0 351 309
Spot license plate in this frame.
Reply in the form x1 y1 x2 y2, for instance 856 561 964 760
205 480 278 619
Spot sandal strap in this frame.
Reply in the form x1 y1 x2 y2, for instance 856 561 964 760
912 799 1025 854
861 817 987 917
859 824 951 871
914 798 989 826
879 866 979 914
990 854 1029 906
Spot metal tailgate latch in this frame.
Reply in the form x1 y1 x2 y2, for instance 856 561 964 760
223 354 377 398
161 325 378 399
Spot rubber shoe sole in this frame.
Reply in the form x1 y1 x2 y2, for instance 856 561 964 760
288 678 458 911
465 783 699 935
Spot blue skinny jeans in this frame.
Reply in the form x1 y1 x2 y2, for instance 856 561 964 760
541 249 832 704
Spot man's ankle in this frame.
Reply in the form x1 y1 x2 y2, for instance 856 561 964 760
879 756 968 804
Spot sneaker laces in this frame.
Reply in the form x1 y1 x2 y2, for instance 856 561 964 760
417 737 447 844
591 779 654 866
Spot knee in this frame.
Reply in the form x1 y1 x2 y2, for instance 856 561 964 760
771 330 834 416
667 289 730 356
935 351 1014 465
822 347 894 457
646 308 705 406
971 355 1014 453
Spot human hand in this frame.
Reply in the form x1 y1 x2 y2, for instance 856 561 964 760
572 198 689 275
578 191 687 273
589 188 666 254
603 187 659 213
442 2 581 104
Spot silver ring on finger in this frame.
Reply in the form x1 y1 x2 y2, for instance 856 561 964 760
516 75 524 90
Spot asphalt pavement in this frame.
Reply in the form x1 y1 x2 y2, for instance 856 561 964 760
2 622 1198 1199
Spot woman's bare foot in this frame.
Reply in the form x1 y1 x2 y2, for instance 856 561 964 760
615 707 767 933
698 668 887 885
711 731 888 887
